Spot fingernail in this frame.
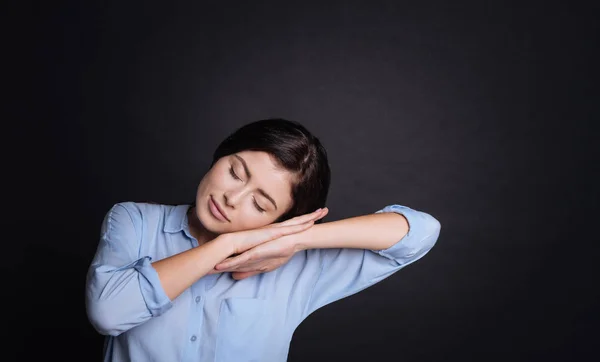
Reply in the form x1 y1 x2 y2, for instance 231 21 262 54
315 208 322 212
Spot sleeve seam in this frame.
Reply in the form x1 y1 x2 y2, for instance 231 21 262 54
102 205 117 239
116 203 136 229
116 203 140 242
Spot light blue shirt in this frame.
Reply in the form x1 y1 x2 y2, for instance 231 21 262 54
85 202 441 362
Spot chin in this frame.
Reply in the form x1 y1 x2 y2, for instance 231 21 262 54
196 207 229 234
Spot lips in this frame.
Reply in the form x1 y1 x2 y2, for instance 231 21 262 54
209 196 229 222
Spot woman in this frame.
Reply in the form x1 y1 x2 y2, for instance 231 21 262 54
85 118 441 362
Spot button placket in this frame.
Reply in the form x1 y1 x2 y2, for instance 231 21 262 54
189 293 204 346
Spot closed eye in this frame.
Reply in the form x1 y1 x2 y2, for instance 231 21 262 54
230 164 267 213
253 197 266 213
229 167 242 181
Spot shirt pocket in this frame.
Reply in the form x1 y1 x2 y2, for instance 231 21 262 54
214 297 271 362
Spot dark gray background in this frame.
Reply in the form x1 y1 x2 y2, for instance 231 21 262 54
6 1 598 361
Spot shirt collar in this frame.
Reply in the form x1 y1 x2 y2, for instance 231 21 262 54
164 204 192 233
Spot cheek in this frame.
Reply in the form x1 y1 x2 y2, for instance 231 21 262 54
231 206 285 231
198 169 232 194
234 212 269 230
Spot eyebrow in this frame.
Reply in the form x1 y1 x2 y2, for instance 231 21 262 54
233 154 278 210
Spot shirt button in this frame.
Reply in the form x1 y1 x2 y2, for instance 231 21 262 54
195 296 201 303
190 335 197 342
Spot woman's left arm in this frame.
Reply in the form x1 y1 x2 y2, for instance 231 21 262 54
215 205 441 296
296 207 412 252
293 204 441 318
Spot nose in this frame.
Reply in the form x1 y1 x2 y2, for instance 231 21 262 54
223 188 246 208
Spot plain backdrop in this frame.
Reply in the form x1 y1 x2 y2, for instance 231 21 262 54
5 1 598 361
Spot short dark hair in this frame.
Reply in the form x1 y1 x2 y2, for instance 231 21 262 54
211 118 331 223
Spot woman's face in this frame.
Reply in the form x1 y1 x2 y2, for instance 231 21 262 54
194 150 296 234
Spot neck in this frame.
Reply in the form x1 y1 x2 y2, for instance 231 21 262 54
187 206 218 246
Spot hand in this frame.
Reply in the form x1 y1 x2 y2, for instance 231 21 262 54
209 208 329 280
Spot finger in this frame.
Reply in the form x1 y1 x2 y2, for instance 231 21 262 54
219 256 236 264
207 267 223 275
266 220 314 241
277 207 330 227
273 209 322 227
222 261 263 273
236 219 315 254
315 207 329 221
216 252 253 270
229 264 262 273
310 207 328 223
232 270 262 280
306 207 328 222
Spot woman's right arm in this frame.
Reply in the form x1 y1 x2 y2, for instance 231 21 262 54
153 211 324 301
85 203 194 336
85 203 236 337
86 202 319 336
151 236 234 301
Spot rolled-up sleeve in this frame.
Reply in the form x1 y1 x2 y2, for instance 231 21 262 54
303 204 441 318
85 203 172 336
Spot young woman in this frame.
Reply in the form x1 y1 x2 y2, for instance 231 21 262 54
85 118 441 362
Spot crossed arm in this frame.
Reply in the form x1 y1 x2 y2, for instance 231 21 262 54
153 207 409 300
213 210 410 279
86 202 439 336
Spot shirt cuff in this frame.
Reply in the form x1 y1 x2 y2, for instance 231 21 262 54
131 256 173 316
373 204 440 262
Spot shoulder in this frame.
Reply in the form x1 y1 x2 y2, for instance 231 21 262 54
105 201 178 224
101 202 187 239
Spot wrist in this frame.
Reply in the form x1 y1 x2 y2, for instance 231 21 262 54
214 234 237 256
293 224 318 252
